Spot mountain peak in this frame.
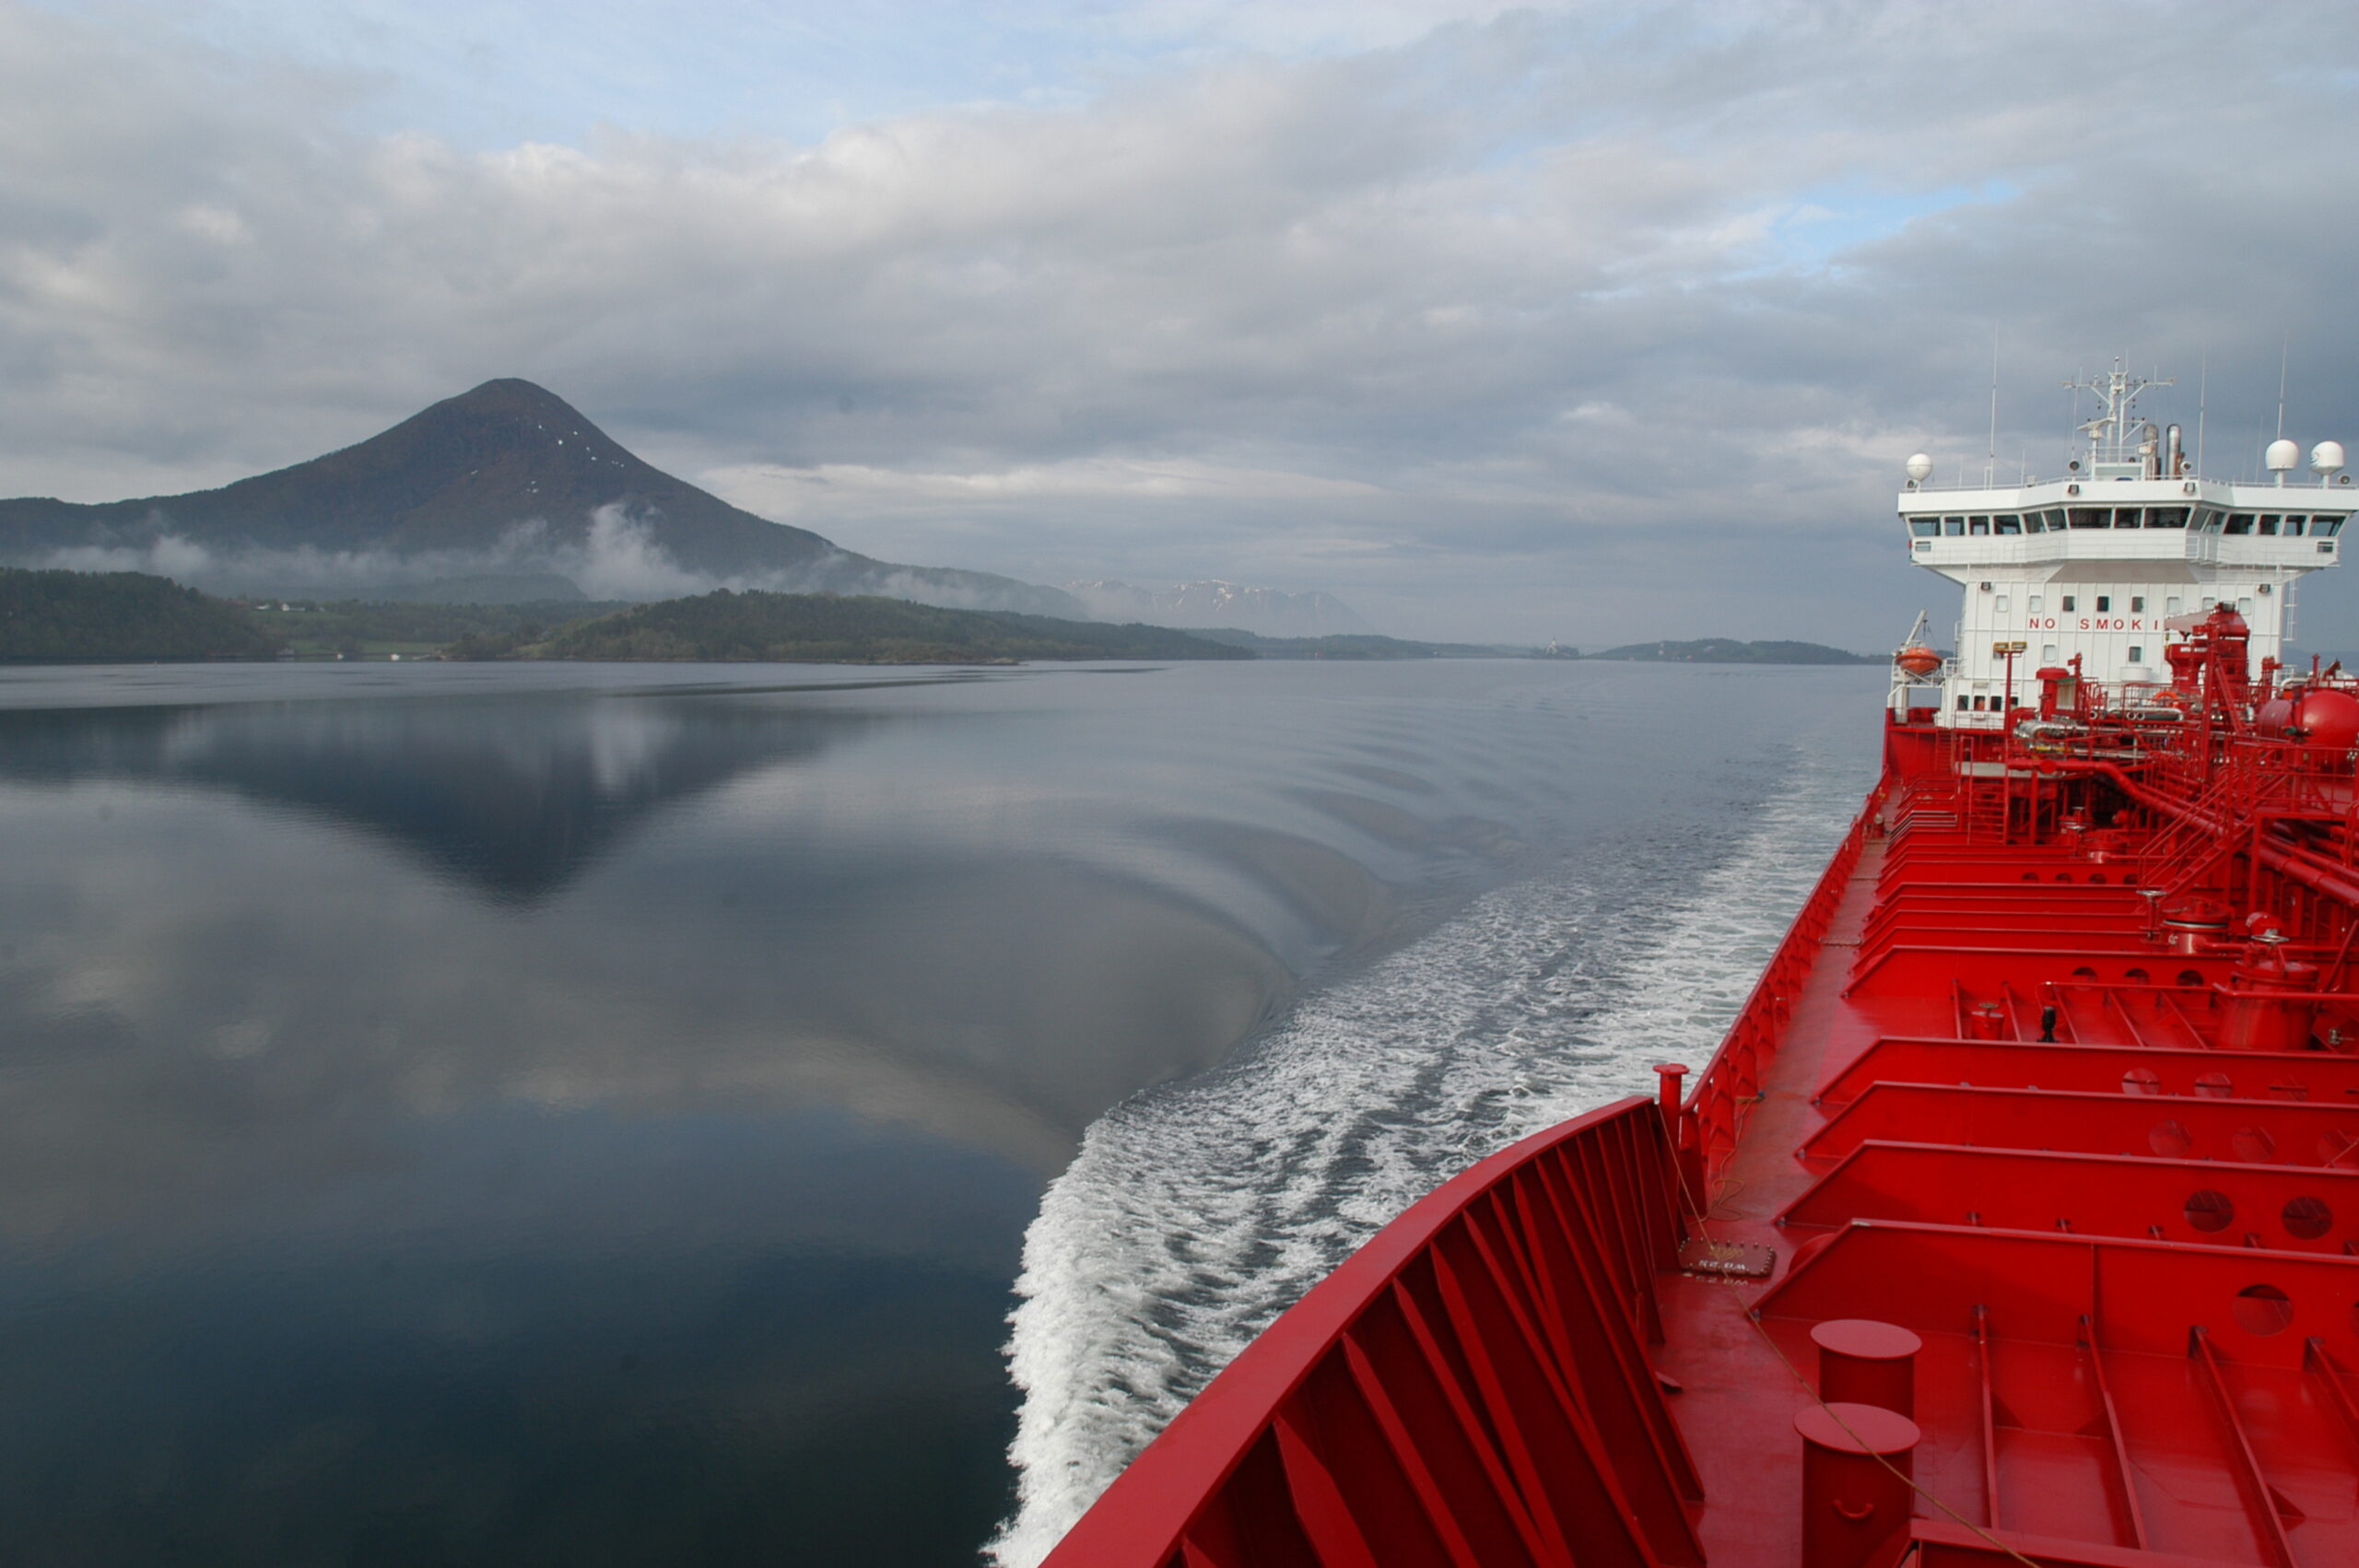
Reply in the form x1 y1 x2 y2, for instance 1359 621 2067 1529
438 378 595 424
0 381 1089 616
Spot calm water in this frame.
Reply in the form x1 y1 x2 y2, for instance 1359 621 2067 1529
0 658 1881 1565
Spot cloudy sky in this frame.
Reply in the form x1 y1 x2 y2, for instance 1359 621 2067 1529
6 0 2358 646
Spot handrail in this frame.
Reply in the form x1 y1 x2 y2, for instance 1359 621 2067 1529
1680 781 1884 1198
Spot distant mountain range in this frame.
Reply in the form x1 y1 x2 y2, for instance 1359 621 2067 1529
501 590 1254 664
0 379 1085 615
1065 579 1371 638
1584 638 1874 665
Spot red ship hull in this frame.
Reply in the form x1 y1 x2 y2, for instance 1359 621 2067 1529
1042 637 2359 1568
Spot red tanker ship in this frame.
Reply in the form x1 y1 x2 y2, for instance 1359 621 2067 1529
1040 369 2359 1567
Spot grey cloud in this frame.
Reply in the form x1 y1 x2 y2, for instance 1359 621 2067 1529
3 4 2358 645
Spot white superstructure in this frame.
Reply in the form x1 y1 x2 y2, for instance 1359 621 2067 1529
1896 364 2353 727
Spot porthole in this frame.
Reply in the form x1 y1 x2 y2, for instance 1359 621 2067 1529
2194 1072 2234 1099
2125 967 2150 983
2185 1189 2235 1232
2122 1068 2163 1095
2233 1284 2294 1336
2072 965 2098 978
2283 1197 2333 1241
2270 1080 2309 1102
2232 1127 2277 1164
2177 970 2205 987
2092 873 2109 884
2150 1120 2193 1156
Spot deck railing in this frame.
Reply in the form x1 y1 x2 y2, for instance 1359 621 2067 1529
1679 783 1884 1201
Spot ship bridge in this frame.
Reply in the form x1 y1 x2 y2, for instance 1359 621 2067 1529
1895 367 2352 729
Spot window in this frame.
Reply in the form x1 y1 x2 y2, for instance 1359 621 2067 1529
2069 508 2108 529
2259 514 2281 535
2112 508 2142 528
1969 515 1990 535
1910 518 1940 537
2062 595 2077 611
2239 597 2256 614
2193 508 2217 530
2325 542 2338 555
1995 596 2011 613
2148 507 2188 529
2095 596 2111 611
2129 646 2145 662
2166 597 2181 614
1957 695 1970 711
2285 516 2306 536
2318 516 2345 537
1971 695 1987 710
2130 596 2145 611
1995 514 2022 535
2046 509 2067 531
2225 513 2255 534
2042 644 2059 662
2029 595 2044 612
2202 596 2218 609
2025 512 2046 533
1944 516 1966 536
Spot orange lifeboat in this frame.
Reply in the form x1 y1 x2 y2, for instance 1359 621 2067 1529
1893 644 1941 678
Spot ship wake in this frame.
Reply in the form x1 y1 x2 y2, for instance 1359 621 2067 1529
989 742 1867 1566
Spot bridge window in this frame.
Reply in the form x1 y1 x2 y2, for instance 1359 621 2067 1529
2284 516 2306 536
2113 508 2143 528
2148 507 2189 529
2069 508 2108 529
1910 518 1939 536
2318 516 2345 536
2259 514 2281 535
2045 509 2067 530
1995 513 2022 534
1944 516 1966 536
2225 513 2255 534
1969 515 1990 534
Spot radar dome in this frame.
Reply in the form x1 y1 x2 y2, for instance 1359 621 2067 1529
1904 453 1935 482
2266 438 2301 472
2314 440 2347 475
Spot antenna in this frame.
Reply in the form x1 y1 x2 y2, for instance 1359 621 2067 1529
1986 337 1999 486
2196 349 2207 474
2277 330 2290 440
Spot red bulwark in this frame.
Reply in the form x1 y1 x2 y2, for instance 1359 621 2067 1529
1043 624 2359 1568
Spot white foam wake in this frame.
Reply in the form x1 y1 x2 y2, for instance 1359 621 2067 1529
988 743 1868 1566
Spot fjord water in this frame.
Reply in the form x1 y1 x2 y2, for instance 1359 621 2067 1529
0 658 1879 1565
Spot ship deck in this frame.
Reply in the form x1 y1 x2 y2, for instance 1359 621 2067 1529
1663 814 2359 1568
